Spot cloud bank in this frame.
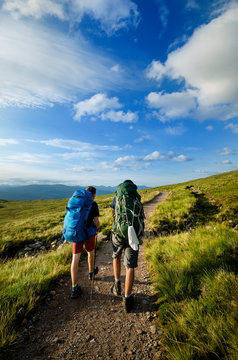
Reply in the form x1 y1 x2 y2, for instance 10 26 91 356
146 3 238 121
2 0 139 34
101 150 192 171
0 14 127 108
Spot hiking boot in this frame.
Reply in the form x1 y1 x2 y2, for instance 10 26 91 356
111 280 121 296
70 285 81 299
124 296 134 312
89 266 99 280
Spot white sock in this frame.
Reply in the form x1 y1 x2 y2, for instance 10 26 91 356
115 278 120 282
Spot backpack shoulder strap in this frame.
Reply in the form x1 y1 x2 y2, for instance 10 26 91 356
114 195 126 239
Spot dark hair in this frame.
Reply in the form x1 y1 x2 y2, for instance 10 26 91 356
123 179 134 184
86 186 96 195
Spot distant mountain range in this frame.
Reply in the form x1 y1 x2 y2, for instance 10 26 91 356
0 184 148 201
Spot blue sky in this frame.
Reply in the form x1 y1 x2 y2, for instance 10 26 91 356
0 0 238 187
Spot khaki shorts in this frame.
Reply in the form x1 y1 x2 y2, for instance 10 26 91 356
111 233 139 268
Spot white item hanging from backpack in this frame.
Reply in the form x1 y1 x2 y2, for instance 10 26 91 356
128 225 139 251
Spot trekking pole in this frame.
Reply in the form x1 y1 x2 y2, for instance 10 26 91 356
90 235 97 301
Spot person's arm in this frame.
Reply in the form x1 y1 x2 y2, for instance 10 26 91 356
93 216 100 229
93 201 100 229
111 196 116 218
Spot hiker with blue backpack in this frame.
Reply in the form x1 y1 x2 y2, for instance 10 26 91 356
62 186 100 299
110 180 145 312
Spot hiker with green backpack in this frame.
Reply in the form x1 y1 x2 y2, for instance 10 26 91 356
110 180 145 312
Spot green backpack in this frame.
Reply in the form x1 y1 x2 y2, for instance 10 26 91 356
112 182 145 242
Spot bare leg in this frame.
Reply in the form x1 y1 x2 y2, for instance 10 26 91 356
71 253 81 286
113 255 121 279
125 267 134 296
87 249 95 273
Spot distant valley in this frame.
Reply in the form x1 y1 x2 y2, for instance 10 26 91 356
0 184 147 201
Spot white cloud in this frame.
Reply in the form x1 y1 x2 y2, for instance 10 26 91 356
36 138 121 152
70 0 140 34
218 147 236 156
0 15 126 108
102 110 138 123
2 0 65 20
2 0 139 34
221 160 232 164
74 93 121 121
74 93 138 123
59 152 98 160
0 160 94 185
172 154 191 162
71 165 95 172
146 3 238 121
146 91 197 121
100 161 120 171
0 138 19 146
111 150 192 169
0 152 49 164
225 123 238 133
146 60 167 82
143 151 165 161
115 155 139 164
144 150 191 162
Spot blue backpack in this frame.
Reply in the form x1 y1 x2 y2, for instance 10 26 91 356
62 189 93 243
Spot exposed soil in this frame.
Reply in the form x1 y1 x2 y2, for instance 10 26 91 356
2 192 168 360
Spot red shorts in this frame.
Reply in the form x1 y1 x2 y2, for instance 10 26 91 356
73 235 96 254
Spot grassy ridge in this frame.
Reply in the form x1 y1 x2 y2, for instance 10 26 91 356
149 170 238 232
145 170 238 359
0 187 159 348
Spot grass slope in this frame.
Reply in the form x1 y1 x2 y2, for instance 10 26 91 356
145 170 238 359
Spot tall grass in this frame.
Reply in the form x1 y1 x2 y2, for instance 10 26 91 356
146 225 238 359
0 244 72 348
145 170 238 359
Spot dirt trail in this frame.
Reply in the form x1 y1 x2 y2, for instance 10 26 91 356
4 192 168 360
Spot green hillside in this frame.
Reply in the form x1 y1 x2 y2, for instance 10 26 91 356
0 187 159 348
0 171 237 358
145 170 238 359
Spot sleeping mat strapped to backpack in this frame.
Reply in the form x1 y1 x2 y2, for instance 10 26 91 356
62 189 93 243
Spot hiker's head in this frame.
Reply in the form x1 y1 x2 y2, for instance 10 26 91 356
86 186 96 199
123 180 134 184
